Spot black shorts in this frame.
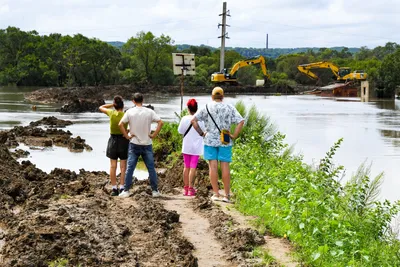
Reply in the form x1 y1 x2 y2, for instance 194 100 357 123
106 134 129 160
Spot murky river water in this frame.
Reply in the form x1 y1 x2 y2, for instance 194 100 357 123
1 86 399 201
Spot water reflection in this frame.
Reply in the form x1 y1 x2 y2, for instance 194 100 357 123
374 99 398 110
371 100 400 147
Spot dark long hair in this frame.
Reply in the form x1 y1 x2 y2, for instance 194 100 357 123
113 95 124 110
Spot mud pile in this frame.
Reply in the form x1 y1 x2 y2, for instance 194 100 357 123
29 116 73 128
0 144 197 266
25 84 307 106
56 98 105 113
1 117 92 154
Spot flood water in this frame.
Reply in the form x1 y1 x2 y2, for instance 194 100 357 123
1 86 399 201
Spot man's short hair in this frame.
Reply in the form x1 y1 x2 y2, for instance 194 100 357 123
133 93 143 103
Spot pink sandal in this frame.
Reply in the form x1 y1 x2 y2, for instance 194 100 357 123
188 187 196 196
183 186 189 196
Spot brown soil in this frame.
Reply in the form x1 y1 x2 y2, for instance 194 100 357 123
218 201 298 267
1 117 92 154
162 196 233 267
0 144 197 267
29 116 73 128
24 84 310 105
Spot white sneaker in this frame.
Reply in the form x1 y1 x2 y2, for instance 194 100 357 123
211 194 221 202
222 196 232 203
119 190 130 198
152 191 161 198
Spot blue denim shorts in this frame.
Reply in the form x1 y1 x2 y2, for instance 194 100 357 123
204 145 232 162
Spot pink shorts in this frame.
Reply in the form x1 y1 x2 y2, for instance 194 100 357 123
183 154 200 168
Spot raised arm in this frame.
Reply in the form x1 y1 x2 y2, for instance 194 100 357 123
99 103 114 114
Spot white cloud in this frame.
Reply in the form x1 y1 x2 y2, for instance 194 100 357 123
0 0 398 48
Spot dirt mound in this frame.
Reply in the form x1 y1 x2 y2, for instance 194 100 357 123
25 84 302 106
56 98 105 113
2 121 92 153
1 195 197 266
10 149 30 159
29 116 73 128
0 142 197 266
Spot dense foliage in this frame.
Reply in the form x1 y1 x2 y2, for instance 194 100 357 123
231 102 400 266
0 27 121 86
175 44 361 59
1 26 400 96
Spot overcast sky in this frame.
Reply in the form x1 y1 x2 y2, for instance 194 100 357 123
0 0 399 49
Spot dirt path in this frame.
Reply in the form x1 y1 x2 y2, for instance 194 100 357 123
162 195 234 267
162 189 299 267
218 201 298 267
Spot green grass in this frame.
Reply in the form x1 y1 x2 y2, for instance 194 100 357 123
48 258 69 267
251 247 279 266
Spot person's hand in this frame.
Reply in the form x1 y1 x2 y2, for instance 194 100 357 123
229 133 237 140
124 133 133 140
149 133 156 139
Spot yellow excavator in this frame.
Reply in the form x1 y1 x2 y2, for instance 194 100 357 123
297 61 367 83
211 55 270 85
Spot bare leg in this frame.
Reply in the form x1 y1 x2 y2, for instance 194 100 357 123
119 159 127 186
209 160 219 195
220 162 231 197
110 159 117 186
183 167 190 187
189 168 197 187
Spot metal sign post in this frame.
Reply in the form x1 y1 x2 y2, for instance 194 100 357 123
172 53 195 112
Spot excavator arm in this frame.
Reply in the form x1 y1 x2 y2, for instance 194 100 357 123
297 61 340 80
211 55 270 84
229 56 271 80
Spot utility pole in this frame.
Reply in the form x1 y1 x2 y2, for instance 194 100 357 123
218 2 230 72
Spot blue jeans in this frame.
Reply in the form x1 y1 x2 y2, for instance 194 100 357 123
124 143 158 191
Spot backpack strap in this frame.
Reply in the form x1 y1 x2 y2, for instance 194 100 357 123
206 104 221 133
183 124 193 138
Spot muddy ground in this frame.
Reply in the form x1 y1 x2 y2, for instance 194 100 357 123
1 116 92 154
0 127 197 266
0 116 280 267
24 84 314 105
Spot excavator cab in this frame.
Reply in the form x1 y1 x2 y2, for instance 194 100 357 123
338 68 351 78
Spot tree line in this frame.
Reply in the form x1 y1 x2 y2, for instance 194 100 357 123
1 26 399 97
